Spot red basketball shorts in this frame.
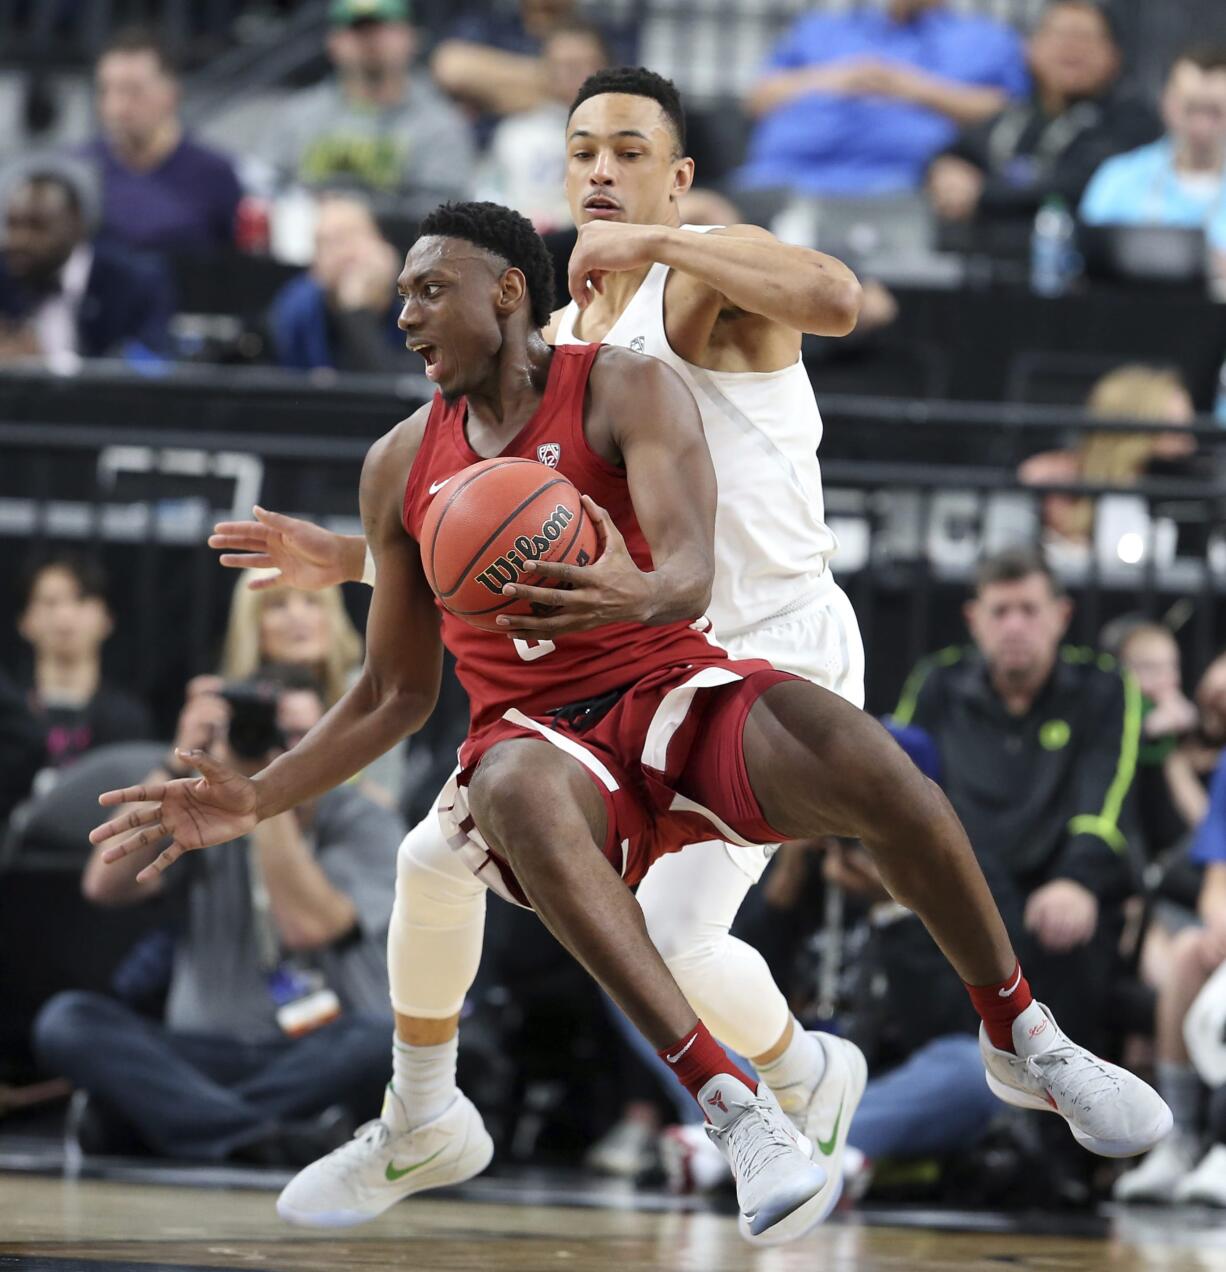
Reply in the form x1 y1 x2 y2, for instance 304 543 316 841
437 659 803 908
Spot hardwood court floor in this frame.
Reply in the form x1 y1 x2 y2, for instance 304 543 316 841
3 1174 1226 1272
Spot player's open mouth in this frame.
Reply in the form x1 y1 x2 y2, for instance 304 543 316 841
410 342 444 381
583 195 622 219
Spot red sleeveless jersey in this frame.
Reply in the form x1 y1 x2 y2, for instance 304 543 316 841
403 343 728 734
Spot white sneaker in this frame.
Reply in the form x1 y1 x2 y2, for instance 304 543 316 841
1113 1133 1200 1203
980 1001 1173 1158
276 1090 493 1228
698 1074 827 1246
766 1033 867 1227
660 1122 732 1195
1174 1145 1226 1207
585 1116 659 1178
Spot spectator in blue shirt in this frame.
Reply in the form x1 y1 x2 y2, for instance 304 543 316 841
1081 47 1226 283
267 195 412 374
734 0 1028 197
82 28 242 255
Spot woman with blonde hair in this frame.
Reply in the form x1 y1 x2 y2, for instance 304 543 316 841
221 570 363 709
1019 364 1197 546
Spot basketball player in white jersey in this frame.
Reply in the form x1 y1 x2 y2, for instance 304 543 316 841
213 69 1168 1232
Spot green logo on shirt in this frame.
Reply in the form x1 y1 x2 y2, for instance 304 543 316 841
1040 719 1071 751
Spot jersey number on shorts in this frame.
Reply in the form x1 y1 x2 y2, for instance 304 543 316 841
513 638 556 662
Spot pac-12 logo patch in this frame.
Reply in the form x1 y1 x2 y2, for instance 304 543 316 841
629 335 646 353
537 442 561 468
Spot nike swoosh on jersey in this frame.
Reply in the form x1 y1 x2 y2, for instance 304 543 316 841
428 479 450 494
385 1145 446 1182
998 966 1023 997
816 1094 846 1157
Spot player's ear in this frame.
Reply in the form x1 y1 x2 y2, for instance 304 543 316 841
671 156 695 202
497 267 528 316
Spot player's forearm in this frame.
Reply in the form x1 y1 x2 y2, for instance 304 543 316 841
254 812 357 951
340 533 368 584
651 226 861 336
252 672 433 820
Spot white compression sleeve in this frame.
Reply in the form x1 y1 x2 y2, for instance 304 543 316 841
636 841 790 1060
387 812 487 1019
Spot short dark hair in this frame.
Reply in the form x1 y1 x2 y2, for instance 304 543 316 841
100 26 178 77
16 169 84 218
417 201 556 329
974 546 1067 598
569 67 686 155
1177 44 1226 75
19 551 110 611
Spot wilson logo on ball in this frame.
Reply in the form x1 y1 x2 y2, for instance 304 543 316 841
474 504 585 595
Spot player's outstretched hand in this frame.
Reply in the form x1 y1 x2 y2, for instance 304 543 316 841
90 750 259 883
497 495 654 637
208 506 365 591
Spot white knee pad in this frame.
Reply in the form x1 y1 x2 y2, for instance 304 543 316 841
637 843 790 1059
387 810 488 1020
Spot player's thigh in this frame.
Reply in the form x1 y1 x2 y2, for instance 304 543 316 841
742 678 933 840
467 738 609 855
637 841 757 962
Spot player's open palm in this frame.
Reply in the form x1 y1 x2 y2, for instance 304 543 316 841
90 751 259 883
208 505 356 591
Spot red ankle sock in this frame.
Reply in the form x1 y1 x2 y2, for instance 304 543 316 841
964 960 1033 1053
657 1021 757 1107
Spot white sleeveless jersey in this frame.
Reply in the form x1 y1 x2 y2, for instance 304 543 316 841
555 224 837 638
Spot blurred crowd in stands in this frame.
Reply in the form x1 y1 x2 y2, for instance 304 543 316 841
2 0 1226 1217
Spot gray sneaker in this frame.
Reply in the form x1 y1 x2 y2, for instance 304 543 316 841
980 1001 1172 1158
698 1074 827 1245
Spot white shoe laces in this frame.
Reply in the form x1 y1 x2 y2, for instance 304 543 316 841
1025 1041 1121 1109
723 1096 804 1183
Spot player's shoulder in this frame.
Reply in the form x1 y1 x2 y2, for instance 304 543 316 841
588 343 691 406
363 402 432 481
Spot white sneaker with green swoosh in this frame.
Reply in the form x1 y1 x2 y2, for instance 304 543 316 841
752 1033 868 1243
276 1090 494 1228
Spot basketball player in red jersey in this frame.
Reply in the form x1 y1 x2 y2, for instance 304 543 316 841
95 202 1168 1243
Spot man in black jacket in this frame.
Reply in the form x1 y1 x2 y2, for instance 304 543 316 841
893 546 1141 1055
926 0 1160 250
0 168 173 361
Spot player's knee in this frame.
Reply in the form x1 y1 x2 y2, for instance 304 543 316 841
467 743 548 858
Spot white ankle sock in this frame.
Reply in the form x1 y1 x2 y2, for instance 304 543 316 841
384 1033 458 1132
757 1020 827 1094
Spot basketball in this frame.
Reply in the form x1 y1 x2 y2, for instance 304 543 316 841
419 458 598 631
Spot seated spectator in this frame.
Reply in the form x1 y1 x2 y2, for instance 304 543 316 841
257 0 473 217
82 28 243 255
476 22 610 232
1018 364 1197 550
16 552 153 781
33 667 403 1165
927 1 1159 239
735 0 1027 196
1113 715 1226 1204
433 0 632 122
220 567 401 806
0 166 173 361
1081 47 1226 283
268 195 412 373
892 547 1141 1065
